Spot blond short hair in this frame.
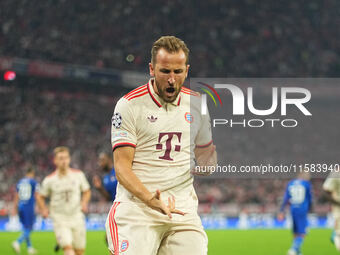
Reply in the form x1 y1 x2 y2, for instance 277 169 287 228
151 36 189 65
53 146 70 156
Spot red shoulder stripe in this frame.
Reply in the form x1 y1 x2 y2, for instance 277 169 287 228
127 91 148 101
125 88 148 100
181 86 193 91
123 85 147 98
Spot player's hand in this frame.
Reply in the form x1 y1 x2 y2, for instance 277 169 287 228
277 212 285 221
81 202 89 214
92 175 102 189
41 208 49 218
146 190 185 219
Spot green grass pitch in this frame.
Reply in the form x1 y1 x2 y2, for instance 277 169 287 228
0 229 337 254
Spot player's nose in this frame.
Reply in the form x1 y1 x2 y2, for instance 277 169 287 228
168 76 175 85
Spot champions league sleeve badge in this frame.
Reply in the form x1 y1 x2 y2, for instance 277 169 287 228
112 112 122 128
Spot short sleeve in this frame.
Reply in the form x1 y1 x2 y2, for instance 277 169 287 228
32 180 40 193
195 110 213 148
80 172 90 192
111 98 137 151
39 178 50 197
323 175 336 191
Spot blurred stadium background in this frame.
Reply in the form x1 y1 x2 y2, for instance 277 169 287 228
1 0 340 254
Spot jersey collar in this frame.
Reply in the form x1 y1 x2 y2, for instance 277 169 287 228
147 78 181 108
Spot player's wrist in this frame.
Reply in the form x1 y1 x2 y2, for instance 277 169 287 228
143 193 156 206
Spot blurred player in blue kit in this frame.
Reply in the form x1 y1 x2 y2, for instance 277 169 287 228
93 152 117 201
278 171 313 255
11 167 39 254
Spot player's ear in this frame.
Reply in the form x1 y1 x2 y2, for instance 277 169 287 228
185 64 190 78
149 62 155 77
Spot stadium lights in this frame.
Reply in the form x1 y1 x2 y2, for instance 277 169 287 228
4 70 16 81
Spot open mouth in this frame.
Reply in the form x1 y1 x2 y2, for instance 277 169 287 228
166 87 175 93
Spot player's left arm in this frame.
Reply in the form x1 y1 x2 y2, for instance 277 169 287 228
92 175 111 201
278 184 289 221
81 189 91 213
307 182 313 212
11 192 19 216
80 172 91 213
194 144 217 176
192 107 217 176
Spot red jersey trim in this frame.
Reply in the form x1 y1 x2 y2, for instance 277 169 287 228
181 87 200 97
127 90 148 101
112 142 136 151
196 140 213 148
124 85 147 99
147 81 162 107
108 202 120 255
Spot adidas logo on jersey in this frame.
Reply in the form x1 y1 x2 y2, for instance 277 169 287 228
147 115 158 122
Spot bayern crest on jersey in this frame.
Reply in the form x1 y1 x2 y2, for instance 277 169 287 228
184 112 193 123
121 240 129 252
112 112 122 128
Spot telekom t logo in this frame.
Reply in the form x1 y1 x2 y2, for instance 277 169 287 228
156 132 182 161
201 84 312 116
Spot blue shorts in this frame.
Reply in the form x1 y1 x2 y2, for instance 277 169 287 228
18 208 35 229
292 213 308 235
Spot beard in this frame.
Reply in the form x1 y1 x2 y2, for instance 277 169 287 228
154 79 181 103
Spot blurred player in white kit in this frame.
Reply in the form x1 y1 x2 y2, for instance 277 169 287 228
323 171 340 252
37 146 91 255
106 36 217 255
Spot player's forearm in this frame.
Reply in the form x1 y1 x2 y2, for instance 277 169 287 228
194 145 217 175
81 190 91 205
36 194 47 211
12 193 19 213
115 161 153 203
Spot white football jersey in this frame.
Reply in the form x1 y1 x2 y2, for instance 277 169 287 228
111 78 212 205
323 172 340 216
40 168 90 217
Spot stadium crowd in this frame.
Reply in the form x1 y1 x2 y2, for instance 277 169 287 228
1 0 340 77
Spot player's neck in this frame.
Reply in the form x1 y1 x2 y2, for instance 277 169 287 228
152 78 160 96
57 167 69 176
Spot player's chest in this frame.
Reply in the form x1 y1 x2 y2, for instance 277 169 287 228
135 106 196 139
51 177 80 193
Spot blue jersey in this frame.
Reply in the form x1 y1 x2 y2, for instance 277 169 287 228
16 177 38 228
16 177 38 211
102 168 118 201
281 179 312 215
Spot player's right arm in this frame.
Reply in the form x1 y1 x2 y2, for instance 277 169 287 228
11 192 19 216
112 97 184 218
92 175 112 201
277 183 290 221
114 146 184 218
36 178 50 218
